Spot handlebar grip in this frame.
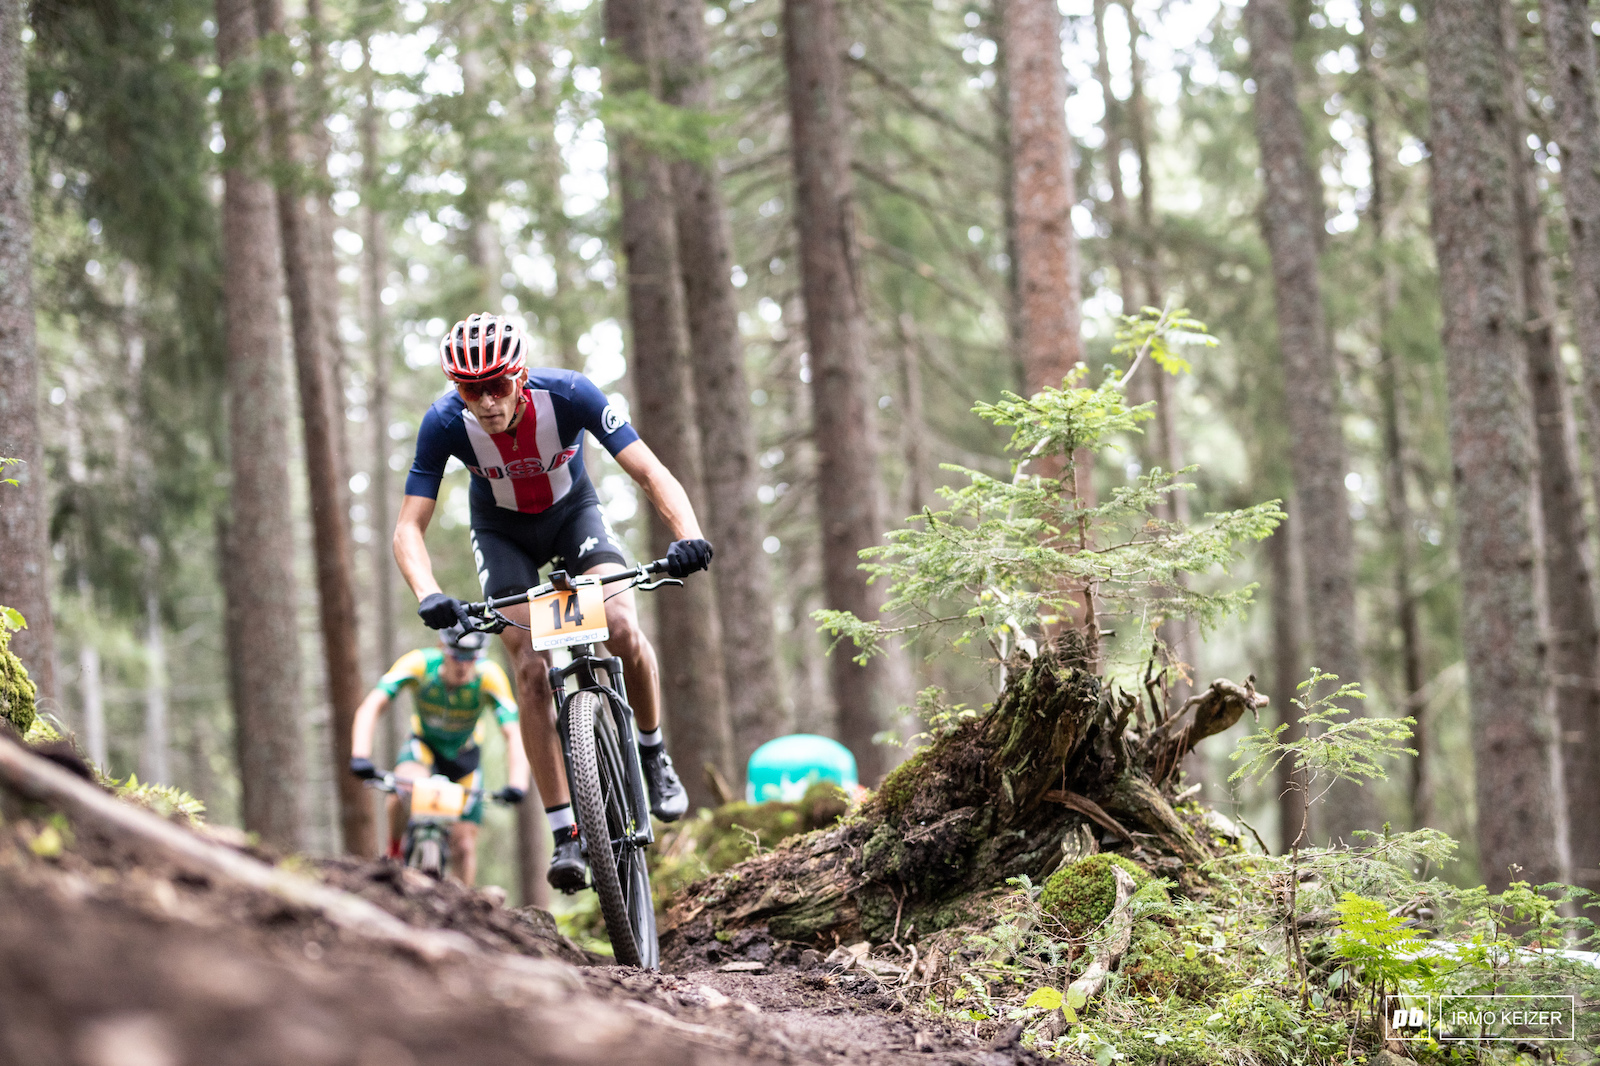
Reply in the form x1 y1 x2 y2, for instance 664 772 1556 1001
645 558 670 575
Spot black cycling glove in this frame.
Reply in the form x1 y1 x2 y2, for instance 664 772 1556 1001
665 538 714 578
418 592 470 630
349 757 379 781
496 786 527 805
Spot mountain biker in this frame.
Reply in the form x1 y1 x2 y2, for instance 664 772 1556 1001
349 624 532 886
392 312 710 892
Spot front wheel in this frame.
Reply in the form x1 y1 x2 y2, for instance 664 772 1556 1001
567 690 658 969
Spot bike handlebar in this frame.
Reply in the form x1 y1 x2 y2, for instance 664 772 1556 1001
466 558 672 615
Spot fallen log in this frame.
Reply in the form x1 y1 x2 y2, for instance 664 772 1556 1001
662 635 1269 961
0 730 480 962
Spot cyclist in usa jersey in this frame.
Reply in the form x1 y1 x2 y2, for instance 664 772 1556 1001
389 313 710 892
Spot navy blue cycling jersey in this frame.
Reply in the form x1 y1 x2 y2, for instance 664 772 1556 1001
405 369 639 514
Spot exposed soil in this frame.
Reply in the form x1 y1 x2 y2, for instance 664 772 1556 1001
0 804 1052 1066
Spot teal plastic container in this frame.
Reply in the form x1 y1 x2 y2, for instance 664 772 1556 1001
745 734 859 803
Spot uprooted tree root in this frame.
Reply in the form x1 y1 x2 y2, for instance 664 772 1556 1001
662 634 1267 967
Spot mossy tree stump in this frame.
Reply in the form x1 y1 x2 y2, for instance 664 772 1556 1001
662 635 1266 959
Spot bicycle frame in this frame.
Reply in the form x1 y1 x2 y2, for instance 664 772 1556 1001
548 647 655 849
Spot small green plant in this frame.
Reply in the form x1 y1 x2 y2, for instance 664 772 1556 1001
813 310 1280 677
0 606 38 736
1229 667 1416 1006
0 456 20 489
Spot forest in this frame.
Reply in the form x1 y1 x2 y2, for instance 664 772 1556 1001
1 0 1599 1061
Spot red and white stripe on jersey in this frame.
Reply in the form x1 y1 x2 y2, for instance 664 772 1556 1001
461 388 581 513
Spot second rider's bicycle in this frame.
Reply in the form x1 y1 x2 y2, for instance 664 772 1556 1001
460 558 683 970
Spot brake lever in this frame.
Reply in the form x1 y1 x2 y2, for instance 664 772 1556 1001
469 607 512 634
636 577 684 592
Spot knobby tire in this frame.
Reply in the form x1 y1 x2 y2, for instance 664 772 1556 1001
567 690 656 969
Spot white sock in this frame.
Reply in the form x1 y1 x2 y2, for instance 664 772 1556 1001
545 804 574 833
637 726 663 749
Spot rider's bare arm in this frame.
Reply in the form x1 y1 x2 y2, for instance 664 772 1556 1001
350 688 392 761
394 494 443 601
614 440 703 541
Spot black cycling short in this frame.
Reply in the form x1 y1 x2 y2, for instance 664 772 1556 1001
470 480 628 600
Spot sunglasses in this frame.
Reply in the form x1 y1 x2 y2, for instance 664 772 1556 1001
456 375 518 401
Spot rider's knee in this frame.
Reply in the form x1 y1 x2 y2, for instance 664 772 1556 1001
605 610 649 660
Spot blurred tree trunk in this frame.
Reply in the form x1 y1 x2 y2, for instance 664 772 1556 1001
457 18 502 312
782 0 890 781
140 549 170 784
1245 0 1371 841
1425 0 1568 892
606 0 733 812
1505 6 1598 890
215 0 305 850
1270 509 1307 852
76 577 107 768
1120 3 1196 707
255 0 373 858
1537 0 1600 894
0 0 58 705
359 31 397 702
661 0 786 779
896 313 928 516
1358 1 1428 828
1093 0 1136 320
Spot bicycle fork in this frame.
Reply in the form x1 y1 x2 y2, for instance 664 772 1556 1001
550 650 655 849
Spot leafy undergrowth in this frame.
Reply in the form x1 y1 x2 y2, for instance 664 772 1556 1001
882 835 1600 1066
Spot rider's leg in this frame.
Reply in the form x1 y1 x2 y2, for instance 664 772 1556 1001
450 821 479 885
497 605 570 807
391 755 429 853
581 562 662 732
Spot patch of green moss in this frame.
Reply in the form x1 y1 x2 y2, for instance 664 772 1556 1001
1038 853 1150 936
0 624 37 736
1121 928 1235 1001
875 746 933 816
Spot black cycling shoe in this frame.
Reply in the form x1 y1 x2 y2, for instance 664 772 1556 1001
640 745 689 822
547 836 588 894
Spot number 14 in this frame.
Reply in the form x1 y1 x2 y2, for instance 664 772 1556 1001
550 593 584 628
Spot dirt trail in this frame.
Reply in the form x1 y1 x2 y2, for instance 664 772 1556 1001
0 810 1046 1066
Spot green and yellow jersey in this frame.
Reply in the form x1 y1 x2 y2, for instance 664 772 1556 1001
377 648 518 759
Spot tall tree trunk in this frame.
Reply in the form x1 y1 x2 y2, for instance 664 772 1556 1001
1093 0 1136 317
783 0 890 781
1000 0 1098 665
216 0 306 850
896 313 928 516
1425 0 1569 892
606 0 733 812
661 0 786 780
1245 0 1371 841
359 33 397 695
140 547 170 784
76 577 107 769
1270 510 1307 851
0 0 58 704
1358 1 1429 828
1537 0 1600 893
1002 0 1085 394
254 0 373 857
1504 6 1599 891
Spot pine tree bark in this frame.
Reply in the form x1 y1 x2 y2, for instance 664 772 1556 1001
1504 7 1600 891
1269 511 1307 851
254 0 373 857
0 0 58 706
606 0 734 811
1426 0 1569 892
783 0 890 781
1002 0 1085 395
661 0 786 779
1358 2 1429 828
216 0 306 850
1537 0 1600 893
1245 0 1371 841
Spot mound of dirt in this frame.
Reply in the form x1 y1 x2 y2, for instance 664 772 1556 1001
0 737 1056 1066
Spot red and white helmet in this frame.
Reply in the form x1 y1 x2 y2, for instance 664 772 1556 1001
439 313 527 382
